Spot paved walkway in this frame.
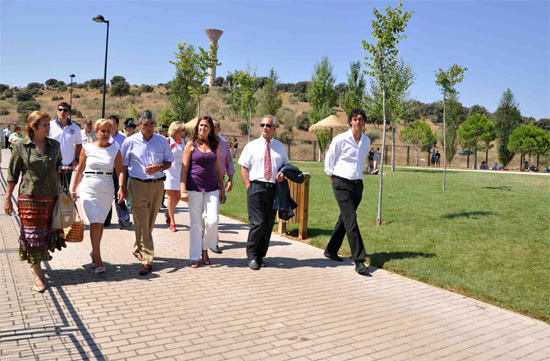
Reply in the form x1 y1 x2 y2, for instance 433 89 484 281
1 148 549 361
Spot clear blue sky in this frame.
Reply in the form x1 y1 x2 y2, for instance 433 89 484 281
1 1 548 119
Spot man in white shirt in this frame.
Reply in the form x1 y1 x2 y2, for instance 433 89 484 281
81 119 97 145
238 115 289 270
324 108 371 274
49 102 82 189
3 125 12 149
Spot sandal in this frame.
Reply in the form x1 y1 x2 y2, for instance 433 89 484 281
165 210 171 225
202 250 210 265
169 224 176 232
90 252 96 268
190 261 199 268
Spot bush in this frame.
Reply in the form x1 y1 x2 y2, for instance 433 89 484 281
238 122 248 135
0 96 5 101
71 108 83 118
0 109 9 115
4 89 13 98
288 95 300 104
277 107 295 126
139 84 154 93
52 96 64 101
89 78 104 89
16 91 34 102
213 77 224 87
296 111 310 131
73 94 81 98
58 85 67 92
275 130 293 143
0 84 10 93
129 89 143 97
17 100 41 122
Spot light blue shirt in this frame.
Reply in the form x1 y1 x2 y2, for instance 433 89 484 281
121 132 173 180
109 132 126 149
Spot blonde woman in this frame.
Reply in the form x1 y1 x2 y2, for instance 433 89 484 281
164 121 186 231
70 119 127 274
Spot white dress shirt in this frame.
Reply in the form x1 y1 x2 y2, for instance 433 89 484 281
49 119 83 165
238 136 289 183
324 129 371 180
120 132 174 180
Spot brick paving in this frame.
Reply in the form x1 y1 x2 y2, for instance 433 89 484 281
1 148 549 361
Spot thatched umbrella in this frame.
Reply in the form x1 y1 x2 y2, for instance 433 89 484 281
309 114 349 140
184 117 199 132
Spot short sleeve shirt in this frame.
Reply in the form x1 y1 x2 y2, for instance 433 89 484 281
238 136 289 183
49 119 82 165
121 132 173 180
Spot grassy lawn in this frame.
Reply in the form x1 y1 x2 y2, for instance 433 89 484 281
220 161 550 323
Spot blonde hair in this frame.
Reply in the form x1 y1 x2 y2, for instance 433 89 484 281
168 121 186 138
26 111 51 139
93 118 114 133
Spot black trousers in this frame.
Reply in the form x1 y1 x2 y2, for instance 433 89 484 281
326 176 366 263
246 182 277 261
104 171 130 226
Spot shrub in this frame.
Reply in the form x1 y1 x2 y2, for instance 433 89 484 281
295 111 310 131
73 94 81 98
17 100 41 122
58 85 67 92
276 130 293 143
139 84 154 93
238 122 248 135
4 89 13 98
277 107 295 126
129 89 143 97
288 95 300 104
51 96 64 101
71 107 83 118
16 91 34 102
0 109 9 115
89 79 104 89
0 84 10 93
0 96 5 101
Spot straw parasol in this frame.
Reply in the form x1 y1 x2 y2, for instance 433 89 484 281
308 114 349 139
184 117 199 132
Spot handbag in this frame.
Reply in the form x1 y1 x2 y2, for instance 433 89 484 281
51 188 76 229
64 206 84 243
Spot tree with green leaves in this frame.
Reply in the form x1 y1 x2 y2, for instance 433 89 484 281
307 56 337 161
169 41 220 117
168 68 197 123
340 61 366 116
257 68 282 117
45 79 57 88
508 124 550 169
111 80 130 98
457 113 496 169
362 0 413 225
493 88 521 167
231 69 258 142
399 120 436 166
441 94 463 167
435 64 467 190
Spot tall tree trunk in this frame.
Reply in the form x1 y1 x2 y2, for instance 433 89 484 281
442 95 447 190
197 96 201 118
415 146 418 166
391 120 396 172
377 87 386 225
247 105 251 143
474 152 478 169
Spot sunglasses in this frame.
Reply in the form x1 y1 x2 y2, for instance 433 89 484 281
260 123 273 128
58 108 70 112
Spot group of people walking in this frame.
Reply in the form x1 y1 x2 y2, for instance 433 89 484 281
3 104 372 292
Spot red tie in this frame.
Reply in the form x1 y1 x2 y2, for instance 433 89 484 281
264 140 272 180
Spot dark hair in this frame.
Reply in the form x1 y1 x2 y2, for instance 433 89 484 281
348 108 367 125
108 115 120 124
192 115 218 150
58 102 71 111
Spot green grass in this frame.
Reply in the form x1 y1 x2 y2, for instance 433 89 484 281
220 161 550 322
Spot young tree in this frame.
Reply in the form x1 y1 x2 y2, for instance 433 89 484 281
399 120 436 166
307 56 337 161
169 41 220 117
508 124 550 169
231 69 258 142
340 61 366 116
435 64 467 190
362 0 413 225
457 113 496 168
442 94 463 167
493 88 521 167
168 68 197 122
257 68 283 117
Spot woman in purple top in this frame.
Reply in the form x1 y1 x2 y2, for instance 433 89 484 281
181 116 225 268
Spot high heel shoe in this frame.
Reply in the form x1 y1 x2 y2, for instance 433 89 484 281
31 268 46 292
169 224 176 232
202 250 210 265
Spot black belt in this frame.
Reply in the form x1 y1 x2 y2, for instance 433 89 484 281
333 175 363 184
131 176 166 183
85 171 112 175
252 180 276 188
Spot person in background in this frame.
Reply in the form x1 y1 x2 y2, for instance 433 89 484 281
124 119 137 137
104 115 132 230
232 138 239 158
70 118 127 274
4 111 65 292
164 121 186 232
81 119 97 145
0 127 4 164
158 124 169 138
8 126 24 149
238 115 289 270
181 116 225 268
324 108 371 275
431 149 436 167
4 124 12 149
49 102 82 190
121 110 173 276
435 150 441 167
492 162 500 170
480 161 489 169
209 119 235 254
375 147 381 167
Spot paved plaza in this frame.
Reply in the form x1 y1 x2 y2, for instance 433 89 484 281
1 149 549 361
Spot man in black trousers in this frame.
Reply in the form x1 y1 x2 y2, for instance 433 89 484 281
324 108 371 274
238 115 289 270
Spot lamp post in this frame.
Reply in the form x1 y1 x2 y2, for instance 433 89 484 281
69 74 75 120
93 14 109 118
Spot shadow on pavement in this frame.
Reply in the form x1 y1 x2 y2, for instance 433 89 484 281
367 251 436 268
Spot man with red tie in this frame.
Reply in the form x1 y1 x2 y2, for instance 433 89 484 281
238 115 289 270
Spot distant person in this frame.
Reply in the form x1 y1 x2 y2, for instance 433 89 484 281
120 110 173 276
529 164 538 172
49 102 82 190
431 149 436 167
232 138 239 158
491 162 500 170
158 124 169 138
375 147 381 166
435 150 441 167
3 125 12 149
0 127 3 164
480 161 488 169
70 118 127 274
81 119 97 145
365 148 375 174
8 126 23 150
163 121 186 232
124 119 136 137
324 108 370 275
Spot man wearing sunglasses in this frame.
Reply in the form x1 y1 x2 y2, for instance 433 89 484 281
238 115 289 270
49 102 82 189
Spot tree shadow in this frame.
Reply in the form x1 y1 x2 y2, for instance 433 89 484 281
442 211 495 219
399 168 441 174
482 186 512 191
367 251 436 268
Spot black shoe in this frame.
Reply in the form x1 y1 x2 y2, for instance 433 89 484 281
119 221 133 230
210 245 222 254
139 264 152 275
355 262 369 274
160 203 167 209
249 259 261 270
324 250 343 262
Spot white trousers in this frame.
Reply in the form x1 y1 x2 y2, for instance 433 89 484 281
188 190 219 261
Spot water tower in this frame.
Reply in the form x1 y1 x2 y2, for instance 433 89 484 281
205 29 223 87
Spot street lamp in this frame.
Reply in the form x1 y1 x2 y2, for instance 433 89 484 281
93 14 109 118
69 74 75 120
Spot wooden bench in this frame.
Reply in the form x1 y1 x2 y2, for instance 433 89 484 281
278 173 310 240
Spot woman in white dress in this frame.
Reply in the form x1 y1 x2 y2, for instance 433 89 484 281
164 121 186 232
70 119 127 274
